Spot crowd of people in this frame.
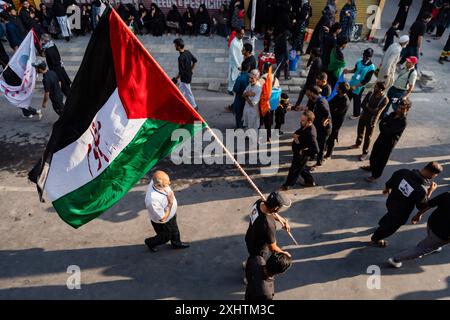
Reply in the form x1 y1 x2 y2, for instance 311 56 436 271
0 0 448 301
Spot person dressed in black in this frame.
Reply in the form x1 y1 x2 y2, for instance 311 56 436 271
370 161 442 248
316 72 332 100
182 5 196 36
306 3 334 55
295 47 322 107
245 252 292 300
41 33 71 98
389 189 450 268
292 0 312 55
399 12 432 64
383 21 400 51
275 93 292 134
309 86 332 168
145 3 165 36
166 5 182 35
394 0 412 31
19 0 44 37
274 30 291 80
273 0 292 35
361 99 411 182
280 110 319 190
416 0 436 21
196 4 211 36
244 192 291 298
321 22 342 72
325 82 350 158
33 61 65 116
241 43 257 73
349 82 389 161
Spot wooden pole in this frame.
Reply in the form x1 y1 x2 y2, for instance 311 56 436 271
203 124 298 246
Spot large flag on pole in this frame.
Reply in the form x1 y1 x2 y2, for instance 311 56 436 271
31 7 205 228
0 30 37 108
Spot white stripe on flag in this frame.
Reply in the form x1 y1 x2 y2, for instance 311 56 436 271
0 31 37 108
45 88 146 201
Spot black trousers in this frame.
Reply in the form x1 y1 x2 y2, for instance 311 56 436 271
275 58 290 80
325 127 340 157
283 152 314 186
316 128 331 165
146 215 181 248
348 90 364 117
21 107 38 117
371 214 403 242
261 111 273 140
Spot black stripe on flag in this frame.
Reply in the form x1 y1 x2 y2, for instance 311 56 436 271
29 7 117 200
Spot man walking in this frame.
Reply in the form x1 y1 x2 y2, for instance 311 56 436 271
173 38 198 111
377 35 409 88
41 33 71 97
382 56 418 118
325 82 351 159
227 27 244 95
362 99 411 183
399 12 432 64
389 190 450 268
349 82 389 161
310 86 332 168
295 47 322 108
280 110 319 190
244 191 292 298
370 162 442 248
32 61 65 116
144 170 190 252
344 48 376 119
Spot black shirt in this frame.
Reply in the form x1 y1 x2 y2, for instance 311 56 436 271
427 192 450 241
245 200 277 257
409 20 427 47
320 83 332 99
245 256 274 301
329 94 350 129
178 50 197 84
384 27 399 51
43 70 64 105
241 55 257 73
305 57 322 87
293 124 319 157
322 33 337 68
384 169 430 224
312 97 332 131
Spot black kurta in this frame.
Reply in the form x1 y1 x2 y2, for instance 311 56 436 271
369 113 407 179
416 0 435 21
394 0 412 30
44 44 71 97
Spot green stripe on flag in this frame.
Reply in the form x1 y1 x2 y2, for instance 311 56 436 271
53 119 203 228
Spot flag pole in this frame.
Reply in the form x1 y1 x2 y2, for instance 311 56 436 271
203 124 299 246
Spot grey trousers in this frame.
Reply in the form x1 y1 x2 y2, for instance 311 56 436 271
394 225 449 262
179 82 197 109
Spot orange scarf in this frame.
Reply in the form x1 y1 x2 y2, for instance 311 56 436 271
259 66 273 117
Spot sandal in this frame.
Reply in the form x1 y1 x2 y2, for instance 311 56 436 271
370 240 388 248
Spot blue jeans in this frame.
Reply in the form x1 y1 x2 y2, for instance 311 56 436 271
381 87 405 118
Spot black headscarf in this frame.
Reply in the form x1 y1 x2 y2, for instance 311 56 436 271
196 4 210 25
167 4 182 23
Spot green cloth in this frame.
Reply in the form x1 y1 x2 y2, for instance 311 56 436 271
328 48 346 79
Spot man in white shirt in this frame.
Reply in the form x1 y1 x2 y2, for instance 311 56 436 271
227 27 245 95
144 170 189 252
243 69 262 132
382 56 418 118
378 35 409 88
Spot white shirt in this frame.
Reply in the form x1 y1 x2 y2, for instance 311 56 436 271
244 82 262 109
393 66 417 90
145 180 177 224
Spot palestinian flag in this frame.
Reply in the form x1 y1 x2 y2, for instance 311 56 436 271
31 7 205 228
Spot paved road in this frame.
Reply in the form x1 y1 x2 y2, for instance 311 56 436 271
0 4 450 300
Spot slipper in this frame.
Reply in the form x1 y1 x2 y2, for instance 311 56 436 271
369 240 387 248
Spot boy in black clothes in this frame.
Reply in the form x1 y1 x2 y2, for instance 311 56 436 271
245 252 292 301
275 93 292 134
384 21 400 51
